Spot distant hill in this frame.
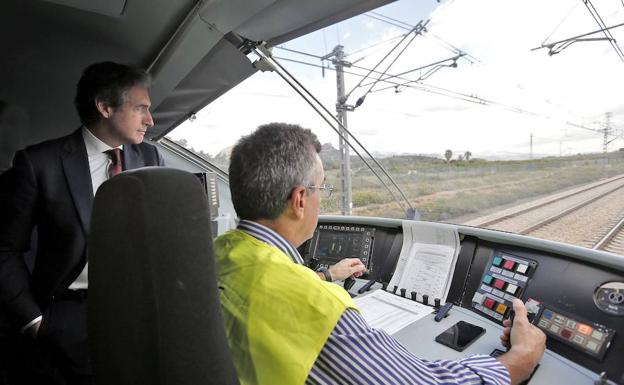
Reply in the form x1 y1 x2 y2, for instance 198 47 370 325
320 142 442 170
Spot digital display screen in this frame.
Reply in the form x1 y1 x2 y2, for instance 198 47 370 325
308 225 374 271
315 231 366 263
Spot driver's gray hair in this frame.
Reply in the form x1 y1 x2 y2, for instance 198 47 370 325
229 122 322 220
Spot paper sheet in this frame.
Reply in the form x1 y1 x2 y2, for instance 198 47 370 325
354 289 432 334
388 222 460 304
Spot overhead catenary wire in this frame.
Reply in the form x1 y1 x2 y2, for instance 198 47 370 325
275 55 560 125
582 0 624 62
358 54 462 89
357 23 426 103
541 2 580 45
344 33 406 58
255 46 414 214
274 48 604 141
364 12 411 31
275 46 324 59
366 11 480 64
344 20 427 101
531 21 624 54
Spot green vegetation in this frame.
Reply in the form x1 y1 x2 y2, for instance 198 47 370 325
170 137 624 224
321 151 624 222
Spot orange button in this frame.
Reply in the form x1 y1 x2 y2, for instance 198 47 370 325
496 303 508 314
577 323 592 335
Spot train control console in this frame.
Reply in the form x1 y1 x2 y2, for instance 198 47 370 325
300 216 624 384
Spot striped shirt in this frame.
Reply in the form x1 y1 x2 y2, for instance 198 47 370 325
238 220 510 385
308 309 510 385
237 220 304 264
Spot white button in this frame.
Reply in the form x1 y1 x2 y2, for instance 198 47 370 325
586 340 599 352
472 292 485 304
592 330 605 340
506 284 518 294
516 264 529 274
573 335 585 344
549 324 560 333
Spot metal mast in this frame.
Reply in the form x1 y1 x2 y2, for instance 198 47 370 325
324 45 353 215
603 112 612 153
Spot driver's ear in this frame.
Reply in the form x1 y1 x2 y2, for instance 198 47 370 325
288 186 307 219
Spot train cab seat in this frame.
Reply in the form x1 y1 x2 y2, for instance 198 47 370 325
87 167 239 385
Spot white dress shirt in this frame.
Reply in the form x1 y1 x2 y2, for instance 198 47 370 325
68 127 121 289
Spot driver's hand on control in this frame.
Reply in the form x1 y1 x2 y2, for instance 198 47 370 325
329 258 367 281
498 298 546 385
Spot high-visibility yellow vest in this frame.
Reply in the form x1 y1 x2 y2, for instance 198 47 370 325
214 230 357 385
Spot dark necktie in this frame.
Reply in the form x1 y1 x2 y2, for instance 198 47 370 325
105 148 122 178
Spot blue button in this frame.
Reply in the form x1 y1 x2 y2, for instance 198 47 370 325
543 310 553 320
482 275 493 285
493 256 503 266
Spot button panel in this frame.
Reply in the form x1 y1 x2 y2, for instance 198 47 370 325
472 251 537 322
535 305 616 360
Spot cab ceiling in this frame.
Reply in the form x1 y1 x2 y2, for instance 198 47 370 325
0 0 392 146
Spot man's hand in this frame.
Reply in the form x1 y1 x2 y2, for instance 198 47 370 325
328 258 367 281
498 299 546 385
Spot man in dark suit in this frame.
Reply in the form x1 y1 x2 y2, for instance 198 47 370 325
0 62 165 385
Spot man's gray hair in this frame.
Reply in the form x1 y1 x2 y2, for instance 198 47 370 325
229 122 322 220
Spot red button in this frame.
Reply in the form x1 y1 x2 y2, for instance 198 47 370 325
493 279 506 290
484 298 496 309
560 329 573 340
577 324 592 335
503 260 515 270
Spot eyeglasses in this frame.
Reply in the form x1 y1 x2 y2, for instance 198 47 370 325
306 183 334 198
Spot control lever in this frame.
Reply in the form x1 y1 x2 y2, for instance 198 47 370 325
343 276 356 291
524 298 541 324
505 298 540 351
434 302 453 322
357 279 376 294
505 310 515 352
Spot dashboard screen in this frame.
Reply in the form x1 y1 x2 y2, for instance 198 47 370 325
308 225 375 271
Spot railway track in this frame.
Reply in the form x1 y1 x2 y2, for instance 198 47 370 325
466 175 624 232
517 183 624 236
593 217 624 254
466 175 624 252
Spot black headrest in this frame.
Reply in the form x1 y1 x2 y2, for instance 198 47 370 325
87 167 238 385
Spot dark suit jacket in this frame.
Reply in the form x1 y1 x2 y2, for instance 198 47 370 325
0 129 164 330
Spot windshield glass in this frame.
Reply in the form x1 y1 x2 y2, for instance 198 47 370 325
168 0 624 250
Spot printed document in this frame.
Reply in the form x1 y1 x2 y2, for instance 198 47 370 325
388 221 460 304
354 289 432 334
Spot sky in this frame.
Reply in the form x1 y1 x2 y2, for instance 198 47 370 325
169 0 624 160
